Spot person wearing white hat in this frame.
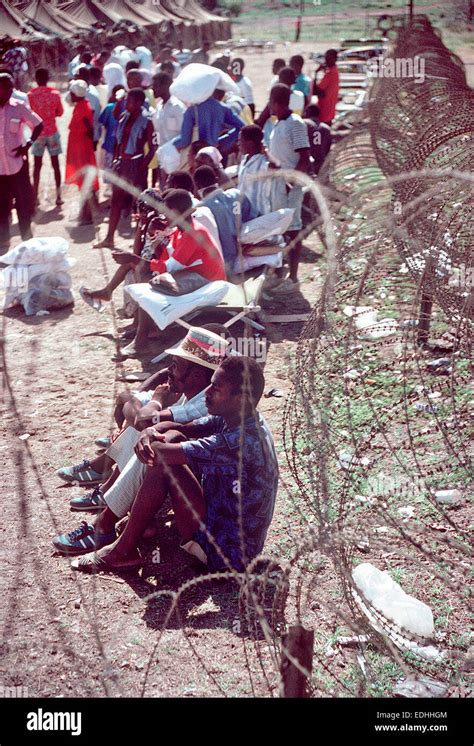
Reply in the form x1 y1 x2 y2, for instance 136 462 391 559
194 146 229 187
53 325 232 554
69 356 278 574
65 79 99 225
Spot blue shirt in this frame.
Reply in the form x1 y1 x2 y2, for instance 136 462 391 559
116 110 151 156
181 413 279 572
172 97 244 153
99 103 118 153
293 72 311 99
201 188 256 268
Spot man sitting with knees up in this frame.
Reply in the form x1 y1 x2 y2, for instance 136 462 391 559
61 356 279 573
53 326 230 544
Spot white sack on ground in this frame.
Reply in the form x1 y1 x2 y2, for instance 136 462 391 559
1 237 75 316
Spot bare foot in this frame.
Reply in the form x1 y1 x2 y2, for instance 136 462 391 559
93 238 115 250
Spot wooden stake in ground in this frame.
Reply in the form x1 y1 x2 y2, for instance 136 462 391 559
416 255 435 347
280 625 314 697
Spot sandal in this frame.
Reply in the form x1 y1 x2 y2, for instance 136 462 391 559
79 286 105 314
70 549 143 573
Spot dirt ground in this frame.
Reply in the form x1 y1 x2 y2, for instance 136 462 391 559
0 43 325 698
0 38 471 700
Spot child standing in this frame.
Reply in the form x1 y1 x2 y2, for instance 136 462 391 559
28 68 64 206
268 83 310 291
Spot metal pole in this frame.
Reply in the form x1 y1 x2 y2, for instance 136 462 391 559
408 0 414 21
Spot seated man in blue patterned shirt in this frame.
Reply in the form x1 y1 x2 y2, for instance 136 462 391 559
71 356 279 574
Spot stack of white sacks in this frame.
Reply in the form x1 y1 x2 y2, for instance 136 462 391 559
1 237 75 316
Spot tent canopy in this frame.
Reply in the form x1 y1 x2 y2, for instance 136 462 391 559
0 0 53 41
107 0 169 26
20 1 90 35
57 0 123 26
3 0 231 46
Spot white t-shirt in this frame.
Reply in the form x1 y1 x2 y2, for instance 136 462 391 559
238 152 276 216
268 74 279 91
290 89 305 115
152 95 186 146
269 113 309 170
103 62 126 94
193 206 223 259
236 76 254 105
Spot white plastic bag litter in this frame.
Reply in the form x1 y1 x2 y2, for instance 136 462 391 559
1 237 75 316
240 209 294 244
22 275 74 316
353 563 434 638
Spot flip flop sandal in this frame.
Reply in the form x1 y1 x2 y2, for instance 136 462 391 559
115 341 151 359
79 287 105 314
70 550 143 573
116 371 151 383
264 388 285 398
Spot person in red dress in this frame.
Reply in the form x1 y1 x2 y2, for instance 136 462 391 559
65 79 99 224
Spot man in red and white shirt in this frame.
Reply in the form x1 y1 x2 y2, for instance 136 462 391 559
0 72 43 253
111 188 225 357
28 68 64 206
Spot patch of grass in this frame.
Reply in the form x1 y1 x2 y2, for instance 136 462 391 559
433 600 455 629
449 632 472 650
387 566 407 586
366 652 402 697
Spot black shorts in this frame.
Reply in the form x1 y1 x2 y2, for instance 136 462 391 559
111 158 148 210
